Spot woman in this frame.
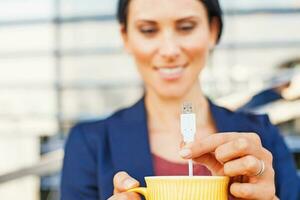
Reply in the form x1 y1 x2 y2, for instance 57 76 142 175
61 0 300 199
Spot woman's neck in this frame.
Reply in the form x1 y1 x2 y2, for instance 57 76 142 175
145 83 210 134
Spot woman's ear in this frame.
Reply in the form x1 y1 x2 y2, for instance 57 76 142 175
120 25 132 54
209 17 220 49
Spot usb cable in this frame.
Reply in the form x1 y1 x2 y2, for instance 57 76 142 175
181 102 196 176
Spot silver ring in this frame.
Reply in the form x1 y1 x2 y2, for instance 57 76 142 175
254 160 265 177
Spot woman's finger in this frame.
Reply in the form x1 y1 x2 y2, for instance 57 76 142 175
180 132 262 159
113 171 139 193
108 192 141 200
230 182 276 200
214 137 262 163
223 155 264 177
192 153 224 175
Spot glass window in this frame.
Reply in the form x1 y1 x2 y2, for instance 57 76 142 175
61 54 140 83
0 57 55 83
60 0 118 17
221 0 300 10
0 24 55 53
0 0 54 21
222 14 300 43
60 21 122 50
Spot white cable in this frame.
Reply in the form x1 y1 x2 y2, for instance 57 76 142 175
188 159 193 176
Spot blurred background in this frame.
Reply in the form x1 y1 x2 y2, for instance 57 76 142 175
0 0 300 199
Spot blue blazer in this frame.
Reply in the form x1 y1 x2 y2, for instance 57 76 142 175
61 97 300 200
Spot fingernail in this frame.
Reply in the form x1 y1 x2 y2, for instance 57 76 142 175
179 148 192 158
123 178 137 189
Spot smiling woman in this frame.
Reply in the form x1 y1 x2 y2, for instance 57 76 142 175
61 0 300 200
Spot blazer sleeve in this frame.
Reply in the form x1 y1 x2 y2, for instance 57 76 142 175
263 116 300 200
60 124 99 200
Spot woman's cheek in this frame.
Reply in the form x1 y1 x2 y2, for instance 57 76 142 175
183 42 209 66
131 40 157 64
130 33 157 53
181 30 210 50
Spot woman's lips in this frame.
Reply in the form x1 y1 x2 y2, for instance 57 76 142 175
155 65 186 81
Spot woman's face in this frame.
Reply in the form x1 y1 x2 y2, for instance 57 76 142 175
122 0 218 99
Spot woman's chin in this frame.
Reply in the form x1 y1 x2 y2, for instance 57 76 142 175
155 89 187 100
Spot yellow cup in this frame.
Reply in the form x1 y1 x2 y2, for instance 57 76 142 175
128 176 229 200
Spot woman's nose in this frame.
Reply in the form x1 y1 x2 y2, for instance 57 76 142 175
158 33 180 61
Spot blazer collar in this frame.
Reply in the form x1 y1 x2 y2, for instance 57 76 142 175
107 97 153 186
208 99 252 133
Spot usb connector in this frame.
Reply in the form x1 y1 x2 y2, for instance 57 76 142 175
180 102 196 143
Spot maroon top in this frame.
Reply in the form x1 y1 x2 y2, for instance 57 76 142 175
152 154 212 176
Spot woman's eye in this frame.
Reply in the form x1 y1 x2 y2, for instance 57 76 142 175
140 27 157 35
178 23 195 32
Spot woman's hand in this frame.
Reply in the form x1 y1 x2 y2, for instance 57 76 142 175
179 132 276 200
108 171 141 200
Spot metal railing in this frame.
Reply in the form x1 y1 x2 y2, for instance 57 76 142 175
0 150 63 184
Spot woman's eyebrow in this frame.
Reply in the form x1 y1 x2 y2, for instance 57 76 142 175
176 16 200 22
134 19 157 24
134 16 201 25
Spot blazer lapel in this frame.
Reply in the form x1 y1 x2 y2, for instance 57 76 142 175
107 97 154 186
209 99 252 133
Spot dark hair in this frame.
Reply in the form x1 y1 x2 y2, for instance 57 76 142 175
116 0 223 43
